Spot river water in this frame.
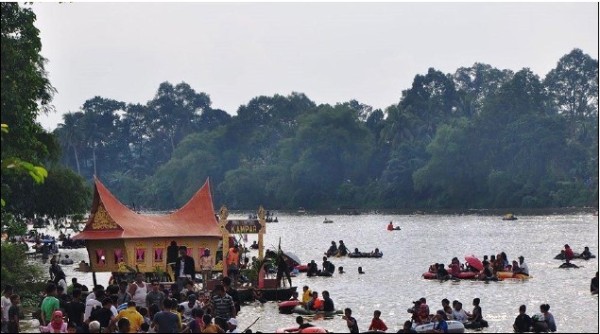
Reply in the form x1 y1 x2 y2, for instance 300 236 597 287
31 213 598 332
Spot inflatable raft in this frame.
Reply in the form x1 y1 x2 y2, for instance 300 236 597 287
276 326 328 333
413 320 465 333
554 252 596 260
278 300 301 314
422 271 478 280
291 305 343 317
496 271 531 280
348 252 383 258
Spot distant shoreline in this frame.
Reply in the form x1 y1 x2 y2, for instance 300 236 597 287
221 207 599 216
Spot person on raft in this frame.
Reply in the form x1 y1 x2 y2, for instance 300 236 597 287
306 260 319 277
564 244 575 264
321 290 335 312
581 246 593 260
306 291 323 311
295 316 314 330
479 261 497 281
322 256 335 275
337 240 348 256
250 241 259 249
436 264 451 280
371 248 382 256
326 241 337 256
513 256 529 276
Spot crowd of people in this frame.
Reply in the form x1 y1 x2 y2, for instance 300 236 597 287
428 252 529 280
5 273 244 333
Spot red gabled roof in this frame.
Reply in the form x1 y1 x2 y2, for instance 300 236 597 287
73 178 222 240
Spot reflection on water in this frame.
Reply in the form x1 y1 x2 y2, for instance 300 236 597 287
34 214 599 333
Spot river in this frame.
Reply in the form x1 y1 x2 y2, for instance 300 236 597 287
30 213 598 332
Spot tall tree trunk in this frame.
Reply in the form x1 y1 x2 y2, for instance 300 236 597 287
92 146 97 177
72 145 81 175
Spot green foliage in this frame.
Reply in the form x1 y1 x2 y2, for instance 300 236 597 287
1 243 45 308
0 211 27 238
51 50 598 210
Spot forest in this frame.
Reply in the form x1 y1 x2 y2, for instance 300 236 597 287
46 50 599 211
1 3 598 217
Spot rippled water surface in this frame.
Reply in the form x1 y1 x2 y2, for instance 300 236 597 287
41 213 598 332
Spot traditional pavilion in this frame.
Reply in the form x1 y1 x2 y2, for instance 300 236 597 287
73 177 222 278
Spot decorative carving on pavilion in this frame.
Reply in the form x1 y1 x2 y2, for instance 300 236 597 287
90 204 119 230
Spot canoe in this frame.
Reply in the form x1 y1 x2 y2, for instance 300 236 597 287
348 252 383 258
323 219 333 224
413 320 465 333
292 305 343 316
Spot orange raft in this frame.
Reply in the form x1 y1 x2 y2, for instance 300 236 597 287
496 271 531 280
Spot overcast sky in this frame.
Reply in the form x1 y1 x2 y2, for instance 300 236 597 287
30 2 598 131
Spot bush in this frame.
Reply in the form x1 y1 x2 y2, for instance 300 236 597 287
1 242 46 309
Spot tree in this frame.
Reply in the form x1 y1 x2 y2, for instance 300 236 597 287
1 3 52 206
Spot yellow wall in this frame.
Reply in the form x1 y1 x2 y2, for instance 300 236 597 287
87 237 220 273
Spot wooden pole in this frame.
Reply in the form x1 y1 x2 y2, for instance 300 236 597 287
257 206 266 260
218 206 229 278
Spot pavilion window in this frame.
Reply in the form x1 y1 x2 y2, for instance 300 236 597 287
96 249 106 266
114 249 123 264
154 248 164 262
135 248 146 262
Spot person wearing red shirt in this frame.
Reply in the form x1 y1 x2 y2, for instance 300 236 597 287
564 244 575 264
368 310 388 332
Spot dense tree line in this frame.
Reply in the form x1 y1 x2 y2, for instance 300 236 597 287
48 49 597 211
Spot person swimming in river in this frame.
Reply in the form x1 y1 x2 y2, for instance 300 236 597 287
358 267 365 274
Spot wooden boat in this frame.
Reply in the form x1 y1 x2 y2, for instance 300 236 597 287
502 213 517 220
323 218 333 224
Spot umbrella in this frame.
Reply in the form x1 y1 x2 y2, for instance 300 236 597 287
464 255 483 271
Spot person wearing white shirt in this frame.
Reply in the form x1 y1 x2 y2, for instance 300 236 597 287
517 256 529 276
84 289 105 322
452 301 468 323
1 285 13 333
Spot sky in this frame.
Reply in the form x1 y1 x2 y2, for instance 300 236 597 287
30 2 599 131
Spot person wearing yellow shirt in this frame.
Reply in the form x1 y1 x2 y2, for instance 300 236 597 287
111 301 143 333
301 285 312 306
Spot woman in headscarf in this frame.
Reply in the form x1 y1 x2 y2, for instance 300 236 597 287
39 310 68 333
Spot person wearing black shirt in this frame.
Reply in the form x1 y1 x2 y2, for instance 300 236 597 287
436 264 451 280
67 289 86 330
166 241 179 273
513 304 532 332
296 316 314 329
591 271 599 294
322 291 335 312
343 307 359 333
89 297 114 329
